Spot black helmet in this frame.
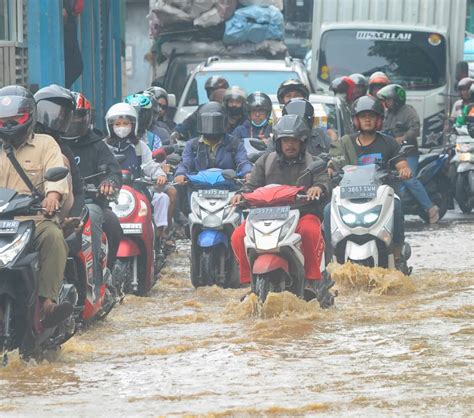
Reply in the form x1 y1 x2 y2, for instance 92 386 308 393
34 84 75 135
146 86 168 101
277 79 310 104
247 91 272 116
204 76 229 97
62 91 93 140
282 98 314 129
273 114 310 155
0 85 37 148
196 101 227 136
223 86 247 118
351 95 384 131
376 84 406 108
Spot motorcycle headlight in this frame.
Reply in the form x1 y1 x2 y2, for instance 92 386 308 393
339 207 358 227
338 205 382 228
0 228 32 268
110 189 135 218
279 215 296 241
361 205 382 227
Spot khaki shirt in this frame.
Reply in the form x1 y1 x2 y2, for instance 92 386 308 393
0 134 69 218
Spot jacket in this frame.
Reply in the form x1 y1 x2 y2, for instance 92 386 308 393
383 104 420 155
66 129 122 190
175 134 252 177
232 120 272 140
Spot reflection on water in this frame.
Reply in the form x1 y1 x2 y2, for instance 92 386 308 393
0 231 473 416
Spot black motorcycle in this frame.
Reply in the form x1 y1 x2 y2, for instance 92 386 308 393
0 162 77 365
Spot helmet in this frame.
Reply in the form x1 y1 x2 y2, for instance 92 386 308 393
105 103 138 138
469 84 474 101
329 76 356 101
145 86 168 101
457 77 474 91
273 114 310 155
34 84 75 135
0 85 37 148
247 92 272 116
349 73 368 100
204 76 229 96
282 98 314 129
277 79 310 104
125 93 153 135
351 95 384 131
142 91 160 122
368 72 391 95
376 84 406 108
196 101 227 136
62 92 93 140
223 86 247 118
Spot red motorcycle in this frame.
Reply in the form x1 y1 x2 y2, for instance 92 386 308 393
109 147 172 295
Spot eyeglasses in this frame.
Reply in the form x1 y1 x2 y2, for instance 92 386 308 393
0 113 29 127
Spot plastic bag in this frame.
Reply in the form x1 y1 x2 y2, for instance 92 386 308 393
223 5 284 45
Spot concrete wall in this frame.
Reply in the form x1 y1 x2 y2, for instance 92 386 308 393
124 0 151 96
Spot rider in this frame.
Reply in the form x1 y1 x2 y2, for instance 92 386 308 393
367 71 391 97
62 92 123 274
329 76 356 105
230 114 335 308
173 75 229 141
349 73 368 102
277 79 310 105
105 103 170 251
451 77 474 122
33 84 84 218
454 83 474 127
326 95 412 273
0 85 73 327
377 84 439 224
174 102 252 187
146 86 175 133
232 91 273 142
222 86 247 133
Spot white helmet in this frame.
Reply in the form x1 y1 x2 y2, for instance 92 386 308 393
105 102 138 137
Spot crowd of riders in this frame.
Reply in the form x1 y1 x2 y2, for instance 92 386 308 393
0 66 468 333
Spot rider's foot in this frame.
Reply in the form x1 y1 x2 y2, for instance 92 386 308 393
41 299 73 328
427 205 440 224
304 272 336 309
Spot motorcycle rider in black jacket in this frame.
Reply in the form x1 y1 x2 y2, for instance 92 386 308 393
62 92 123 280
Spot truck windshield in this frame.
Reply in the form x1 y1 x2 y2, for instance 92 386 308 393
183 70 300 106
318 29 446 90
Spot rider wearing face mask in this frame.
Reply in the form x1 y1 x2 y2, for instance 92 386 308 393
105 103 170 250
232 91 273 142
222 86 247 133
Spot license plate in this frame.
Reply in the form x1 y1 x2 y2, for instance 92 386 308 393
249 206 290 221
341 185 377 199
121 223 142 234
0 220 20 235
198 189 229 199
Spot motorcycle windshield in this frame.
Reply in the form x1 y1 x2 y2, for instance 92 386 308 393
243 184 305 207
340 165 379 199
186 169 234 189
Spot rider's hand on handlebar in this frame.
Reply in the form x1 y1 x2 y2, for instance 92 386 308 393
174 175 187 185
42 192 61 217
244 173 252 182
307 186 323 201
231 193 243 206
99 181 116 197
398 167 412 180
156 175 167 186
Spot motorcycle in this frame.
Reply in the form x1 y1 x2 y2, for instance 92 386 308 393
242 137 268 163
240 160 329 302
329 156 411 271
187 168 241 288
452 123 474 213
64 168 117 326
0 164 77 365
109 148 171 295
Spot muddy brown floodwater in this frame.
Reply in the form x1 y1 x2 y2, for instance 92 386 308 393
1 216 473 416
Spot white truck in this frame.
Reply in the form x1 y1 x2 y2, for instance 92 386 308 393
309 0 467 148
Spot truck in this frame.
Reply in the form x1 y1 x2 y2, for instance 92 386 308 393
309 0 467 148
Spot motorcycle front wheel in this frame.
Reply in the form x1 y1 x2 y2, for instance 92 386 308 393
455 173 472 214
253 271 286 303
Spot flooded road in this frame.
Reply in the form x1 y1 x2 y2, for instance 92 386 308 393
1 212 473 416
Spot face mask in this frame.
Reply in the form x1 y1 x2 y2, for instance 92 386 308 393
113 125 132 139
227 106 242 117
251 118 268 128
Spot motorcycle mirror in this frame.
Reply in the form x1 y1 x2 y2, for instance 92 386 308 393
248 138 267 151
221 169 237 180
44 167 69 182
115 154 126 164
248 152 262 164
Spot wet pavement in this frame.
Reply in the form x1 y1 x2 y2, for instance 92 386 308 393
0 209 473 417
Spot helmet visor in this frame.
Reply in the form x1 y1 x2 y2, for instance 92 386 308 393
37 100 73 134
0 95 34 120
65 109 92 138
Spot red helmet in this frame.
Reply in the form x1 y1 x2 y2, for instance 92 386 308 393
368 72 391 96
63 92 93 140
